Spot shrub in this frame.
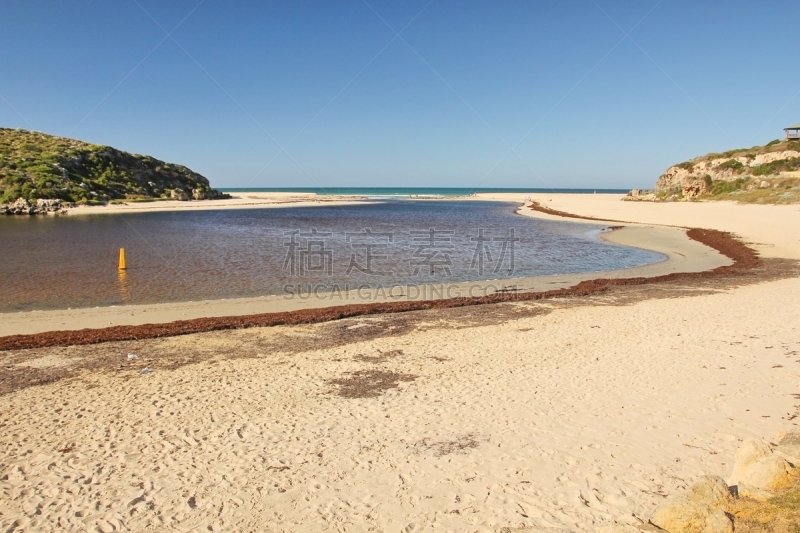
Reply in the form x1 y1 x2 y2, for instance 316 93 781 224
717 159 745 173
752 157 800 176
1 187 21 203
20 182 34 200
720 148 748 158
710 177 748 195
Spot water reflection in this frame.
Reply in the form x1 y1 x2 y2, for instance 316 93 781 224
117 268 130 303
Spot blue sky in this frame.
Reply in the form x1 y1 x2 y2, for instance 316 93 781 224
1 1 798 189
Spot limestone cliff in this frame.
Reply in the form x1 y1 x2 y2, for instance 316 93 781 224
656 139 800 192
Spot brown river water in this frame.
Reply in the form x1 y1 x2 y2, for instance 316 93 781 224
0 200 664 312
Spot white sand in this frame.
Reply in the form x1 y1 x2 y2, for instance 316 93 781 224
479 192 800 260
1 195 799 532
65 191 371 216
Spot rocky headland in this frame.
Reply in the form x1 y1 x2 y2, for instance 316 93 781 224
0 128 229 215
627 138 800 203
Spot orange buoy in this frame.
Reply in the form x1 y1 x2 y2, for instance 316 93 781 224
118 248 126 270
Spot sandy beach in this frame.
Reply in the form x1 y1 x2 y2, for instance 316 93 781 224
1 194 799 532
64 191 371 216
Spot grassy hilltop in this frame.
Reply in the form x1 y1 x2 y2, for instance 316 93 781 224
670 138 800 174
0 128 226 205
651 138 800 203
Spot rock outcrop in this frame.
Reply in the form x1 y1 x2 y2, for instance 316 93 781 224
655 139 800 192
623 189 658 202
0 197 67 215
774 430 800 463
680 179 710 199
594 430 798 533
648 476 733 533
728 439 794 492
170 189 190 201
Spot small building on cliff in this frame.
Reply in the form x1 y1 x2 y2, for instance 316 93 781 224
785 123 800 140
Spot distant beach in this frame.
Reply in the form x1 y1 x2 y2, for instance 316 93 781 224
218 186 630 197
59 188 629 216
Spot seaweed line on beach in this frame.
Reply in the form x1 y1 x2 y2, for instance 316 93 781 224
0 256 796 396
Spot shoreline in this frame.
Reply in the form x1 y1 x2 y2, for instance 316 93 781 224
0 221 749 349
478 192 800 259
61 191 374 216
30 189 620 216
0 199 733 338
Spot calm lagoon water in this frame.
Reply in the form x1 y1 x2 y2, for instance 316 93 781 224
0 200 664 312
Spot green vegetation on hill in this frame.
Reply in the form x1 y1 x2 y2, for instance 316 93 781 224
704 177 800 203
653 138 800 204
668 139 800 180
690 138 800 165
653 176 800 204
0 128 226 204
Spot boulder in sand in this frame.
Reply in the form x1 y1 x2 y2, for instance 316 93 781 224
728 439 794 490
734 455 794 491
649 477 734 533
779 430 800 446
684 476 733 508
728 439 772 485
650 500 732 533
736 484 775 502
774 430 800 465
